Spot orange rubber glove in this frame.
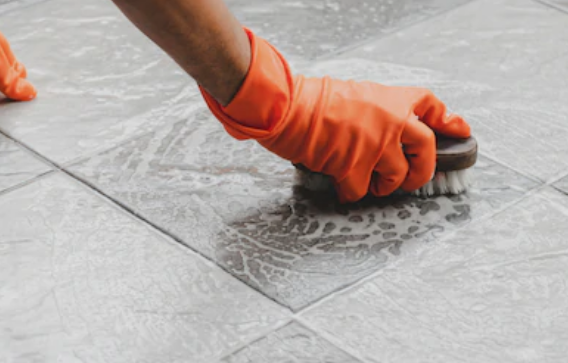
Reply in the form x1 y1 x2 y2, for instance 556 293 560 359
200 28 470 203
0 31 36 101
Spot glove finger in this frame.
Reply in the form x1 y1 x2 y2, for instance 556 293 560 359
0 32 17 66
413 90 471 139
400 117 436 192
3 77 37 101
370 145 409 197
334 169 373 204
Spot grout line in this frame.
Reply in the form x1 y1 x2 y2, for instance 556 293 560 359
545 168 568 186
0 129 63 171
533 0 568 15
214 319 295 361
313 0 481 61
61 127 159 170
295 316 374 363
0 169 55 197
0 128 294 313
294 182 544 317
285 151 546 312
477 150 544 184
66 168 294 312
552 184 568 196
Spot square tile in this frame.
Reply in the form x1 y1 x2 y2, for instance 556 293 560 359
341 0 568 84
0 0 197 165
226 0 471 59
302 188 568 363
221 322 362 363
69 102 539 310
0 133 50 193
0 173 288 363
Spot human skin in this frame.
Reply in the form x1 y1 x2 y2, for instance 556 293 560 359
110 0 251 107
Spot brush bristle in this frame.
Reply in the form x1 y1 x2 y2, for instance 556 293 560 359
294 168 472 197
412 170 471 197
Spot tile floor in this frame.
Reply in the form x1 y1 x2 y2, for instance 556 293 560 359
1 0 567 362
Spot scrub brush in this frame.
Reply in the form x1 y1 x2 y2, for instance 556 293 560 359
294 134 478 198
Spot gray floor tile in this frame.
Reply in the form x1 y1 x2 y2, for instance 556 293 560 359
541 0 568 11
0 133 50 192
0 0 196 165
0 0 45 14
340 0 568 83
456 84 568 183
226 0 471 59
0 173 288 363
221 322 362 363
69 102 539 310
302 188 568 363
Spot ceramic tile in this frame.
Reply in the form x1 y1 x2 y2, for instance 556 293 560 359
340 0 568 83
0 133 50 192
456 86 568 183
302 188 568 363
69 100 539 310
0 0 45 14
221 322 362 363
225 0 471 59
0 173 288 363
0 0 197 165
541 0 568 11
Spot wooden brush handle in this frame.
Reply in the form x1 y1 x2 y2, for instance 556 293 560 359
294 136 478 175
435 135 477 172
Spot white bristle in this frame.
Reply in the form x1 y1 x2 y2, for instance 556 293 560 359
295 168 473 197
413 170 472 197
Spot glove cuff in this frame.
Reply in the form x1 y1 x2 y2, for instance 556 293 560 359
199 27 295 140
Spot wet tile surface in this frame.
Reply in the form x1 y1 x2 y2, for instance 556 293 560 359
335 0 568 182
302 188 568 363
344 0 568 83
221 322 361 363
226 0 471 59
0 0 196 165
0 173 288 363
0 133 50 192
2 0 568 360
0 0 45 13
69 98 539 310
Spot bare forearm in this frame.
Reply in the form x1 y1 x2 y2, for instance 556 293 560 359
111 0 250 106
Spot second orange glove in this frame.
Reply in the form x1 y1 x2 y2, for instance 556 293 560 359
0 31 36 102
200 28 470 203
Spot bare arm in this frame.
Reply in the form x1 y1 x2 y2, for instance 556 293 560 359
111 0 250 106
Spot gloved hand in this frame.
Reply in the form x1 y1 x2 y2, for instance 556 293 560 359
0 31 36 101
200 28 470 203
